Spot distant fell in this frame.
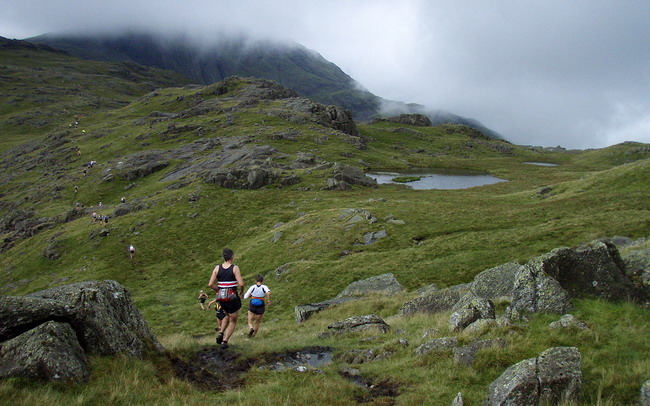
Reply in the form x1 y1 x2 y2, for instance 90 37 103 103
28 32 502 139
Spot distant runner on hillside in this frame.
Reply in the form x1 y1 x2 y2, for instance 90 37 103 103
198 290 208 310
208 248 244 349
244 274 271 338
128 244 135 260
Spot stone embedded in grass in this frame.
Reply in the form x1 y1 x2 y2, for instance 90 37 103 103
549 314 590 331
320 314 389 338
415 336 459 356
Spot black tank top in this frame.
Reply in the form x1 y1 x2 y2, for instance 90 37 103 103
217 264 237 289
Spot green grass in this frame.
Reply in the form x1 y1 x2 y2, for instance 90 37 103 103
1 46 649 405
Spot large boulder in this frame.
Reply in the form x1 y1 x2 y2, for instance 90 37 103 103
328 163 378 189
0 321 90 383
27 280 163 358
336 273 405 298
486 347 582 405
0 295 76 341
469 262 520 300
398 288 462 316
553 240 641 301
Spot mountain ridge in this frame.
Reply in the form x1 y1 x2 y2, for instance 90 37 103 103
28 31 503 139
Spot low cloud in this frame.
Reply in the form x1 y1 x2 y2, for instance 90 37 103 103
1 0 649 148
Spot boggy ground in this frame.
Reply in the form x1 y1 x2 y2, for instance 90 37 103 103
167 344 400 403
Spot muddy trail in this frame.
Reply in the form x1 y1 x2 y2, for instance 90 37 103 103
166 345 400 403
167 346 333 392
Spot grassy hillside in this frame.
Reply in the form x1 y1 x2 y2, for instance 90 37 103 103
1 43 649 405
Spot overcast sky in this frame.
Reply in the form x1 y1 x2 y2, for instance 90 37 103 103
2 0 649 149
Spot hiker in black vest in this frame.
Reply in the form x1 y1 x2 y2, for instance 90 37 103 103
208 248 244 349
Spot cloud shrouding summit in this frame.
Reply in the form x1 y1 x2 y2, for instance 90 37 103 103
2 0 649 148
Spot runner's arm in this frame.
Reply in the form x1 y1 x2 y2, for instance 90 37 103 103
234 265 245 296
208 267 219 292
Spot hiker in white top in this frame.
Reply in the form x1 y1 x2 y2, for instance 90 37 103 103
128 244 135 259
243 274 271 338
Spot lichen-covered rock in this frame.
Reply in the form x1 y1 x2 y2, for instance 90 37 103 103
321 314 389 337
449 294 495 332
506 261 573 319
469 262 520 300
0 295 76 342
537 347 582 403
0 321 89 383
415 336 459 356
622 248 650 297
28 280 163 358
449 308 479 333
486 346 581 405
336 273 405 298
398 288 462 316
549 314 590 331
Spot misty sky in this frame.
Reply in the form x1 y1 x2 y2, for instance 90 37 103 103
2 0 649 149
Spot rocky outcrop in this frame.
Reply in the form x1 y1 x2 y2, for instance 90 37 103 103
320 315 389 337
325 163 377 190
469 262 519 300
26 280 162 358
0 321 89 383
0 280 159 383
375 114 433 127
336 273 405 298
115 150 170 181
0 295 76 341
486 347 582 405
506 260 573 319
506 238 645 319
